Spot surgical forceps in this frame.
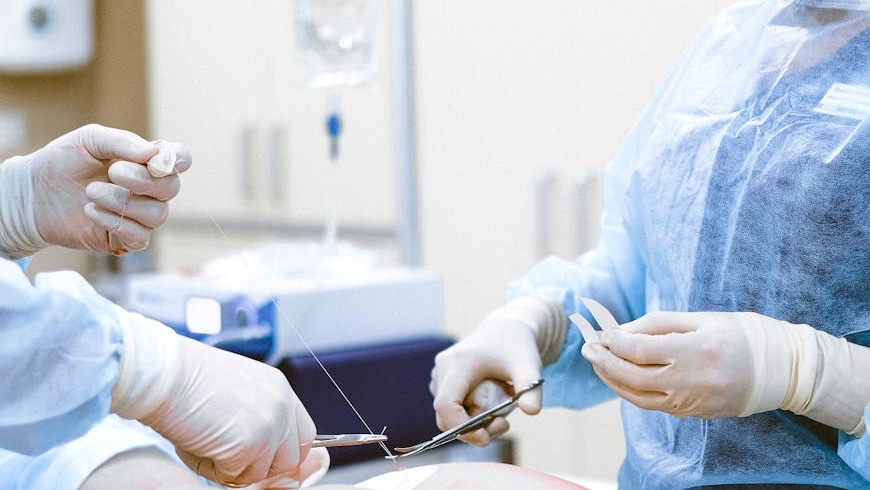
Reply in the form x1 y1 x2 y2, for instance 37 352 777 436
386 379 544 460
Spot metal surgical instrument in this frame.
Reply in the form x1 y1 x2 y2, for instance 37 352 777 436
218 435 389 487
386 379 545 460
312 434 388 447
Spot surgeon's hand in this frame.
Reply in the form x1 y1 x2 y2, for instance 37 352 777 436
582 311 870 435
29 124 191 255
582 311 756 419
430 297 564 446
110 310 317 487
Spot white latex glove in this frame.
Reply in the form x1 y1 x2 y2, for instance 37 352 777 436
110 309 317 487
582 311 870 435
429 296 565 446
0 155 48 259
25 124 189 255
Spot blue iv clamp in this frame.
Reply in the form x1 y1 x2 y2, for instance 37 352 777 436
327 110 342 159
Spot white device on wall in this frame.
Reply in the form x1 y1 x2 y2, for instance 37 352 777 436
0 0 94 73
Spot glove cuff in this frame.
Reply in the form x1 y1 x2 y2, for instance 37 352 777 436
0 156 49 259
739 315 817 417
741 314 869 436
110 306 182 421
789 330 870 436
492 296 567 366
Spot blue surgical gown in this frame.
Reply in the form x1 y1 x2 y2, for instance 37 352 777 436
0 414 182 490
507 1 870 488
0 259 202 489
0 257 121 455
0 175 215 485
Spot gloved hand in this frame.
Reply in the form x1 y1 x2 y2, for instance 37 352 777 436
110 309 317 487
582 311 870 434
429 296 565 446
3 124 191 257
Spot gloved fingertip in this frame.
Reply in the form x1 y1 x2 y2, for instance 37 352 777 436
581 342 603 363
151 140 193 173
488 423 510 441
146 149 177 178
517 391 543 415
458 427 491 447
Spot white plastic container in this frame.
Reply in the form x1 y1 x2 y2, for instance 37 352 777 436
0 0 93 73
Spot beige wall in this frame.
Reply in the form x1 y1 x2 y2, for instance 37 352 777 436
0 0 148 278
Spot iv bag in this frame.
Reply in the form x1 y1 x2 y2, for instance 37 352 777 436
293 0 378 89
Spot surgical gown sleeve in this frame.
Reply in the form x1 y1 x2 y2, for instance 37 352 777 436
0 257 122 455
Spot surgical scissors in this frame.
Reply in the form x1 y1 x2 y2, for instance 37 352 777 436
311 433 388 447
386 379 544 460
